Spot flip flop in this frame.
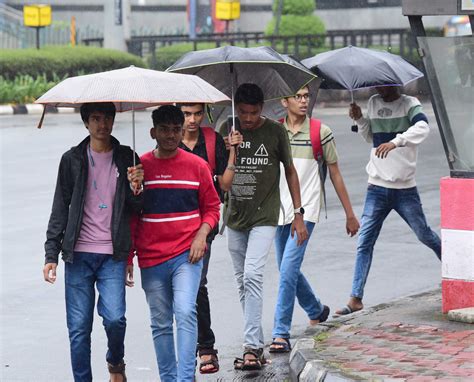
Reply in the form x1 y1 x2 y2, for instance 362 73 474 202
269 338 291 353
333 305 358 317
317 305 330 322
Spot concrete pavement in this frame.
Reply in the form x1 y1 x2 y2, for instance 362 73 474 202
290 289 474 381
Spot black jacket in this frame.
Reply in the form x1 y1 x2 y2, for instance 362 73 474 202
44 136 143 264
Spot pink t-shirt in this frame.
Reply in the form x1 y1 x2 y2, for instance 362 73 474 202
74 147 118 255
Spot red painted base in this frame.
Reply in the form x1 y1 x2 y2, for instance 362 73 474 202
442 279 474 313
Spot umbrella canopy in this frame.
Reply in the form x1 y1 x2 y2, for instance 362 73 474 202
35 65 230 111
301 46 424 91
166 45 317 101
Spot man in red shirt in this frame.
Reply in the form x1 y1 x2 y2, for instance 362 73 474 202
127 105 221 381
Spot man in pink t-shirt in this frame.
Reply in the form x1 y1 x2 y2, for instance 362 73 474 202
43 102 144 382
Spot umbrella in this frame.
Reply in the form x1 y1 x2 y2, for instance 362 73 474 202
166 45 317 130
301 46 424 130
35 66 230 163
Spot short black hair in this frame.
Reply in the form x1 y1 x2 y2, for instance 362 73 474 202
177 103 205 110
80 102 116 123
235 83 264 105
152 105 184 126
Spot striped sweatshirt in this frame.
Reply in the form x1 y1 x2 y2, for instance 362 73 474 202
356 94 430 189
129 149 220 268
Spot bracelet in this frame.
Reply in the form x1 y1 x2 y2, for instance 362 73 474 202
226 164 236 171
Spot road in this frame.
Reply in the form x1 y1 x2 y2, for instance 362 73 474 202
0 105 446 381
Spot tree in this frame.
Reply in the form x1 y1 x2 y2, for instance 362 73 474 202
265 0 326 47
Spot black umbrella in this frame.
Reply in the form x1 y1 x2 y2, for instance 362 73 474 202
167 45 317 130
302 46 424 130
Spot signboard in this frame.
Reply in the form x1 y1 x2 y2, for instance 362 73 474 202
216 0 240 20
23 4 52 27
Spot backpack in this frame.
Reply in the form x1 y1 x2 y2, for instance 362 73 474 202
200 126 216 175
279 117 328 218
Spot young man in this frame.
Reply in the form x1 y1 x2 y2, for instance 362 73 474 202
219 83 308 370
43 102 144 382
270 86 360 352
336 86 442 316
178 103 243 374
127 105 221 381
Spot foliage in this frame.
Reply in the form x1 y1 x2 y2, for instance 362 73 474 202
266 0 325 47
0 46 146 81
272 0 315 16
0 74 61 104
266 15 326 37
151 42 218 71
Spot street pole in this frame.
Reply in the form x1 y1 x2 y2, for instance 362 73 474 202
189 0 197 39
274 0 283 35
36 27 40 49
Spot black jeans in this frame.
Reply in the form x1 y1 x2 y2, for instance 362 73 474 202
196 241 216 351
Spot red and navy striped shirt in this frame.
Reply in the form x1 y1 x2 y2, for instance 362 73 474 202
129 149 220 268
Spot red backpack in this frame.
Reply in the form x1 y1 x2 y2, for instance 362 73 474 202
279 117 328 217
200 126 216 175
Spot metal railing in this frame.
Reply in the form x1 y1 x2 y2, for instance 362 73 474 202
82 29 418 68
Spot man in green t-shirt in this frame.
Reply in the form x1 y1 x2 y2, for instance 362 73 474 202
220 83 308 370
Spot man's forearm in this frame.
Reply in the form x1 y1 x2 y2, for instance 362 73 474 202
285 164 303 209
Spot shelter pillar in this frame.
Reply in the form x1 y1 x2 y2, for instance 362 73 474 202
440 177 474 313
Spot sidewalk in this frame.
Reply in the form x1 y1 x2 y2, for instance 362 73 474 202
289 289 474 381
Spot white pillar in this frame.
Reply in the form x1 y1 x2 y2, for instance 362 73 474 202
103 0 131 52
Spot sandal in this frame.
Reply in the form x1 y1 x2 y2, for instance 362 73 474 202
269 338 291 353
240 348 266 371
108 361 127 382
198 348 219 374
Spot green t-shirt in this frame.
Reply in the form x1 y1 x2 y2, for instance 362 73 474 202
219 118 293 230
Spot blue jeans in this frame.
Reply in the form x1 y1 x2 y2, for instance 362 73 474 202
227 226 277 349
351 185 442 299
65 252 127 382
141 251 203 382
273 221 324 339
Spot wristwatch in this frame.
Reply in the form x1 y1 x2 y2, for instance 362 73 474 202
294 207 305 215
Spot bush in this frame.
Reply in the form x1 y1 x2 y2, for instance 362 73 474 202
266 15 326 37
272 0 315 16
151 42 218 71
0 74 60 104
0 46 146 80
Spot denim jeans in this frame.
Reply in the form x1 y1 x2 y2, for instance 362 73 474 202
65 252 127 382
196 240 216 351
351 185 442 299
227 226 277 349
141 251 203 382
273 221 324 339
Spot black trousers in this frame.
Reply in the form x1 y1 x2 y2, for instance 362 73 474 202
196 241 216 351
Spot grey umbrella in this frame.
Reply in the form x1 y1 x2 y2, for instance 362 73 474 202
302 46 424 130
167 45 317 130
301 45 424 91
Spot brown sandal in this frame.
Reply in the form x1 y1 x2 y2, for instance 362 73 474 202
198 348 219 374
108 361 127 382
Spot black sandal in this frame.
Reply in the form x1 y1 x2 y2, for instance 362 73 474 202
198 348 219 374
269 338 291 353
108 361 127 382
240 348 266 371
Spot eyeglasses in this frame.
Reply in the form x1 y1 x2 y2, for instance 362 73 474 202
293 93 311 102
